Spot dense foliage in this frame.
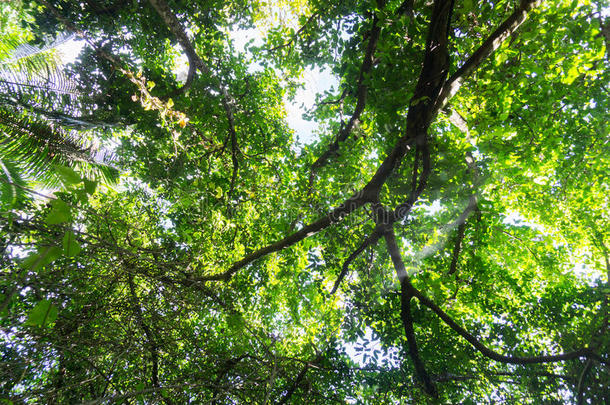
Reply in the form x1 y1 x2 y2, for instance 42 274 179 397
1 0 609 403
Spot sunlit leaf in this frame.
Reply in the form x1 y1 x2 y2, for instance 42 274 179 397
25 300 58 327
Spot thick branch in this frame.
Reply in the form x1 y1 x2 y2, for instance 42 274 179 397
147 0 241 207
194 194 369 281
384 219 598 398
277 353 324 405
412 289 599 364
169 63 196 96
401 290 438 397
38 0 123 67
183 0 456 283
384 228 437 396
434 0 542 113
146 0 207 74
448 221 466 275
576 358 594 405
200 0 455 282
396 0 415 18
390 141 431 223
361 0 454 205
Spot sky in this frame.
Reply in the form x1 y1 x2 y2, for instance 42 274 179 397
57 31 338 145
228 27 338 144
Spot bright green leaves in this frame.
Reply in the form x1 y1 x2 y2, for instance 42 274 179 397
54 164 81 185
45 198 72 224
0 158 28 209
62 230 81 257
25 299 58 327
43 168 99 225
227 313 245 332
54 164 100 194
22 245 63 272
0 0 606 403
83 178 97 195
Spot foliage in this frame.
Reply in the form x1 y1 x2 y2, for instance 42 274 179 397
0 0 608 403
0 7 117 209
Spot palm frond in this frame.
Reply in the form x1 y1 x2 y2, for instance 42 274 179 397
0 32 85 122
0 157 30 208
0 32 73 64
0 108 118 188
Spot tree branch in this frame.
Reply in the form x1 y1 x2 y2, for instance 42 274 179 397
211 355 248 405
576 358 594 405
194 193 369 282
146 0 208 74
434 0 542 114
309 16 382 186
390 140 431 223
330 229 382 294
448 221 466 275
266 12 320 52
412 289 600 364
277 352 324 405
198 0 456 282
383 208 599 398
169 63 196 97
433 370 575 383
384 227 437 396
38 0 120 65
146 0 241 206
361 0 455 206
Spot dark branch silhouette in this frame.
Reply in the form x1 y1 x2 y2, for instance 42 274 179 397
384 228 437 396
309 16 382 187
413 289 601 364
277 353 324 405
434 0 542 114
331 229 383 294
448 221 466 275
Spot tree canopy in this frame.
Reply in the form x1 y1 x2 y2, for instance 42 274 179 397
0 0 609 403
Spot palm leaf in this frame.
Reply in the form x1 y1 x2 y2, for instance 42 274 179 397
0 157 30 208
0 107 118 189
0 32 85 123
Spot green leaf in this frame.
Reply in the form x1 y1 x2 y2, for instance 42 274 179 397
83 179 97 195
62 230 81 257
227 314 244 331
21 246 62 272
76 188 88 204
25 300 58 327
45 198 71 224
134 382 146 402
54 164 81 185
0 293 8 318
